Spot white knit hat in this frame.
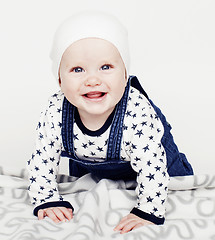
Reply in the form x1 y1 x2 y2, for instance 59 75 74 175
50 11 130 80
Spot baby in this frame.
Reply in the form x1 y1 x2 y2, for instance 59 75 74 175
27 11 193 234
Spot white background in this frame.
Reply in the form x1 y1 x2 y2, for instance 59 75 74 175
0 0 214 175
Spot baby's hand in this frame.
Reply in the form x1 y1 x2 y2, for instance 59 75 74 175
38 207 73 223
114 213 153 234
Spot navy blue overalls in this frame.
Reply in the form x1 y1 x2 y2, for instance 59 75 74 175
61 76 193 180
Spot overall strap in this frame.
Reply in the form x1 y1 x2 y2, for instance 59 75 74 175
61 97 76 157
106 78 131 160
130 75 149 100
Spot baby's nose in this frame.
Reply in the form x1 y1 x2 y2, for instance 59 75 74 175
84 75 102 87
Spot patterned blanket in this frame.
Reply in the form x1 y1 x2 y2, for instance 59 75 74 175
0 168 214 240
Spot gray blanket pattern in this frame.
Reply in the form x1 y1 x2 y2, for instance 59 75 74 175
0 168 215 240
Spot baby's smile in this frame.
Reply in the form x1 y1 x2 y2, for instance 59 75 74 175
82 91 107 101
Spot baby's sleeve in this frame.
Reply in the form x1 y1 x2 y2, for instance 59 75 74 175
26 94 73 216
128 99 169 224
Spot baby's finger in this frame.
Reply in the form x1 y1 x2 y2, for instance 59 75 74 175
52 208 68 222
114 218 132 231
132 222 145 230
120 220 137 234
45 208 60 223
58 207 73 221
38 209 45 220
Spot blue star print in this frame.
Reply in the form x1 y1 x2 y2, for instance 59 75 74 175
27 86 169 222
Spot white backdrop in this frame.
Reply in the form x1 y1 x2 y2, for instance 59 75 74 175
0 0 214 175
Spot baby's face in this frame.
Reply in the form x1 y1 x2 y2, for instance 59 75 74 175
59 38 127 120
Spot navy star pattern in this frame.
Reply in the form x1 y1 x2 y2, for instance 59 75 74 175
27 92 64 205
27 87 169 220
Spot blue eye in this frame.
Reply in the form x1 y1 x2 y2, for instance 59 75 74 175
101 64 112 70
72 67 84 73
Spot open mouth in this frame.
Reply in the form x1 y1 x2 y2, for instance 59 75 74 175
83 91 107 99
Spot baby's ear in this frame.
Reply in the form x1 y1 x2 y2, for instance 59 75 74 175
58 77 61 87
125 70 128 82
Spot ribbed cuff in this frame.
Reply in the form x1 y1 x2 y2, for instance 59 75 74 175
130 207 165 225
33 201 74 216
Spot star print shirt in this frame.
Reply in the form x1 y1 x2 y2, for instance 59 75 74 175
27 86 169 224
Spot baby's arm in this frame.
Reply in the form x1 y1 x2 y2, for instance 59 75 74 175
27 93 74 221
115 96 169 233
